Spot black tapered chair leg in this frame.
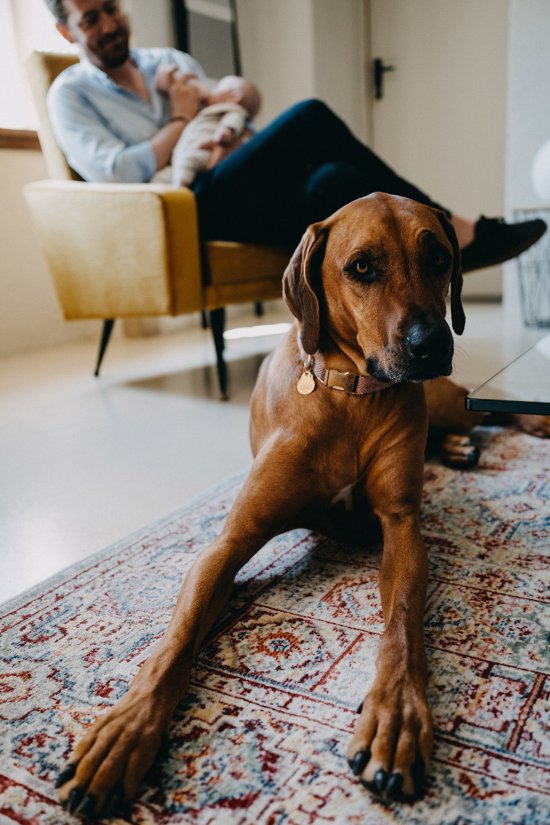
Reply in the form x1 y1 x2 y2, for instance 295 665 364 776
200 310 208 329
94 319 115 377
254 301 264 317
209 307 228 400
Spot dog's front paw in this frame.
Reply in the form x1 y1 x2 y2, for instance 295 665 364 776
513 413 550 438
347 675 432 802
56 687 172 819
441 433 480 469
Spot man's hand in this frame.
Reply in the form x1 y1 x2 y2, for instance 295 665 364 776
168 72 202 121
154 64 178 93
151 74 203 173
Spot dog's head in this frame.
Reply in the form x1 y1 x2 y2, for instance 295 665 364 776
283 192 464 383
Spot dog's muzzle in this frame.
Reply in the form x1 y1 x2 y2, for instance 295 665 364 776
366 317 454 383
403 318 454 379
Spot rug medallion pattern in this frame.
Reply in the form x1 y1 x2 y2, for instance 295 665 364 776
0 427 549 823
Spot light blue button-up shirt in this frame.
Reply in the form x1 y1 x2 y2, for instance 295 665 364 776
47 47 207 183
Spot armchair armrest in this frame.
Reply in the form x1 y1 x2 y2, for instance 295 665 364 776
23 180 203 319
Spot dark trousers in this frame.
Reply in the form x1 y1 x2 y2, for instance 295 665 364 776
193 98 449 249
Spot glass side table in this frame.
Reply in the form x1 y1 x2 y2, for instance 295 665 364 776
466 333 550 415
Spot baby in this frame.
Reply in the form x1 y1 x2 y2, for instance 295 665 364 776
154 68 261 187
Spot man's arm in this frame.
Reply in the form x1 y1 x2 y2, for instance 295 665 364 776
47 69 202 183
150 73 203 171
48 86 156 183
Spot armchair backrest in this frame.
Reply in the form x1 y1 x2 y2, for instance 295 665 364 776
26 50 81 181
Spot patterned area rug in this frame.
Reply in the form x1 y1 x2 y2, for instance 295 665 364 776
1 427 549 825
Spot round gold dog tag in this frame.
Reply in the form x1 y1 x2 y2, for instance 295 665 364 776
297 370 315 395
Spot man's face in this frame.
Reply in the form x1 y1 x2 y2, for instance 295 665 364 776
58 0 130 69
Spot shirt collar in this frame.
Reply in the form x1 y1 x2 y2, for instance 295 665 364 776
79 48 142 87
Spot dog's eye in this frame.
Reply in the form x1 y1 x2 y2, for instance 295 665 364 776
347 256 375 282
431 247 451 272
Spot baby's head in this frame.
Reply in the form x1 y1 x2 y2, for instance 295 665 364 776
155 67 210 103
209 75 261 119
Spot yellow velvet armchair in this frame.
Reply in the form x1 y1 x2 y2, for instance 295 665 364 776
23 51 290 396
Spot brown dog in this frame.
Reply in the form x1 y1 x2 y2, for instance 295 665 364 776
58 193 468 817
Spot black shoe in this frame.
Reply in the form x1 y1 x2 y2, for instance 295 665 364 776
460 215 547 272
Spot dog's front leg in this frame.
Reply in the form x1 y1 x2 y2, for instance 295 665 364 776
347 511 432 802
56 447 318 820
56 541 240 819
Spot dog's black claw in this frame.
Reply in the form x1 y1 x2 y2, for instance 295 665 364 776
347 749 370 776
386 772 404 800
75 794 97 818
105 787 129 819
356 700 363 714
105 787 122 815
374 768 388 794
66 787 85 814
411 757 426 796
55 763 77 788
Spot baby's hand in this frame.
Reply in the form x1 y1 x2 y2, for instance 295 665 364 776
212 125 237 146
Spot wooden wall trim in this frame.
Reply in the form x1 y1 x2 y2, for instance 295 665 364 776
0 129 41 151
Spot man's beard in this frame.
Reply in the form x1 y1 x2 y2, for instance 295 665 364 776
93 27 130 68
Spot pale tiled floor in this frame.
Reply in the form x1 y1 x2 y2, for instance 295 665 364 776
0 300 545 604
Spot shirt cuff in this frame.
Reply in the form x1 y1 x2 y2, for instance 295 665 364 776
114 141 157 183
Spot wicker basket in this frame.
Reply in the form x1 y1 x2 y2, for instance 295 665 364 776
512 207 550 327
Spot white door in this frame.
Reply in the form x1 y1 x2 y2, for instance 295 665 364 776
368 0 509 297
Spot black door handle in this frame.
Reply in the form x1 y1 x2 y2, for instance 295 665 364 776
373 58 396 100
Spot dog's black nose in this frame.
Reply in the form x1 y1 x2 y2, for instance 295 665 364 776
405 319 453 363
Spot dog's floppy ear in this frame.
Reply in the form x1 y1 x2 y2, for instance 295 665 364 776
433 209 465 335
282 223 327 354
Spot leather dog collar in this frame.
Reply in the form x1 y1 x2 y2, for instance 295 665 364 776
297 352 392 396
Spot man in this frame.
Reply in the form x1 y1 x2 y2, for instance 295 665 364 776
46 0 546 260
46 0 207 183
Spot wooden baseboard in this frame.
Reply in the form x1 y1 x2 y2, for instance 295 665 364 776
0 129 40 151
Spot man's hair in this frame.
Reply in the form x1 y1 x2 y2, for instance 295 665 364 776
44 0 68 25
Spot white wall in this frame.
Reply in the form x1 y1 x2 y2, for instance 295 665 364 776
0 1 91 358
505 0 550 211
4 0 76 130
311 0 367 139
126 0 174 48
237 0 316 128
503 0 550 320
0 150 97 357
237 0 367 136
